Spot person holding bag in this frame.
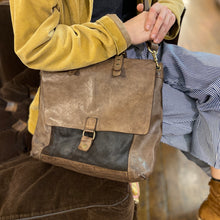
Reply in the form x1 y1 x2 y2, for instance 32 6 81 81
9 0 220 219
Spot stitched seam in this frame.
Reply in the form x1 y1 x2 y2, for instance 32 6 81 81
0 194 130 220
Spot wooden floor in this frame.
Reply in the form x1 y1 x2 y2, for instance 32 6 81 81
137 0 220 219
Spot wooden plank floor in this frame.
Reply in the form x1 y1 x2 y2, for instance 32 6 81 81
137 0 220 219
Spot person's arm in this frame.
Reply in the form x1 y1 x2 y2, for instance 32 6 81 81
10 0 154 72
9 0 132 71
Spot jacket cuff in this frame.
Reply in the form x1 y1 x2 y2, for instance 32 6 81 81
97 14 131 54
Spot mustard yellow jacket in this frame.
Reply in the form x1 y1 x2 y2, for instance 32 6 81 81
9 0 184 134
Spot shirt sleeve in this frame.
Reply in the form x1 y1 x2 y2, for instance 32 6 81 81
9 0 131 71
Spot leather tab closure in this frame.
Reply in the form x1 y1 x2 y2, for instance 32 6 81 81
112 54 124 77
78 118 97 152
84 117 97 131
78 135 94 152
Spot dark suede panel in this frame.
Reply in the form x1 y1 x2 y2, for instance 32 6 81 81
0 155 134 220
42 127 134 171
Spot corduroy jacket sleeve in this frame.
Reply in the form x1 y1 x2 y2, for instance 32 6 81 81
9 0 131 71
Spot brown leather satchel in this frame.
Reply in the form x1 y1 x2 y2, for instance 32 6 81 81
31 45 163 182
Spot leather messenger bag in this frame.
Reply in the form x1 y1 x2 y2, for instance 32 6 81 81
31 43 163 182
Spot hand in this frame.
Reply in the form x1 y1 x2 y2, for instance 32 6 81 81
137 3 176 43
124 12 151 45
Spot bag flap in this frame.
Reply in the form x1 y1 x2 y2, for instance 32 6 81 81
41 58 157 135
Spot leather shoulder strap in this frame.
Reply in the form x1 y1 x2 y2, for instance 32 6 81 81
144 0 150 11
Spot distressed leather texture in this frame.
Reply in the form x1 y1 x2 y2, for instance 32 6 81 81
42 58 156 135
32 55 163 182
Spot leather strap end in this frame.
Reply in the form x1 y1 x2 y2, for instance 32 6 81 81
78 135 94 152
78 117 97 152
112 54 124 77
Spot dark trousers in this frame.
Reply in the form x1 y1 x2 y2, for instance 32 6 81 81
0 154 134 220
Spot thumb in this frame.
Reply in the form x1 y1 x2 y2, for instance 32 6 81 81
137 3 144 12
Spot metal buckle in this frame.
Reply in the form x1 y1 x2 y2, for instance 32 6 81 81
82 130 96 140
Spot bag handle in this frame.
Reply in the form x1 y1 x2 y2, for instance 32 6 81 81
144 0 150 11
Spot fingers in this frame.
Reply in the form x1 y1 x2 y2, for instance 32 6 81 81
127 2 176 45
153 12 176 43
145 3 176 43
150 6 167 39
145 5 158 31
